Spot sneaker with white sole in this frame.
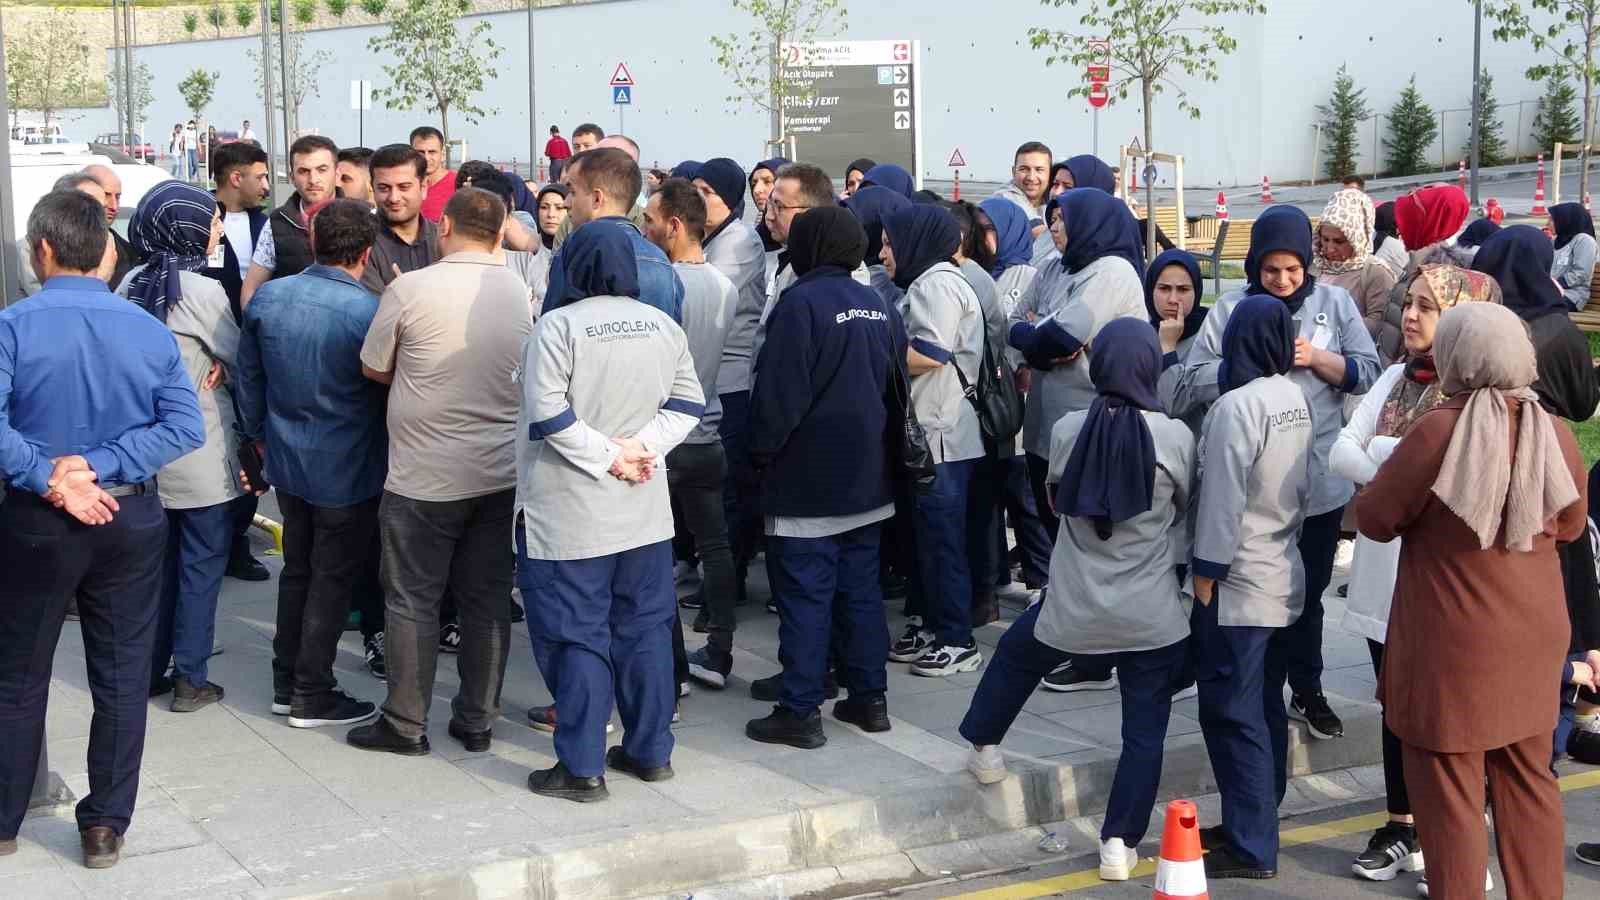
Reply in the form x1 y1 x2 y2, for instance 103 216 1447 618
287 690 377 729
1099 837 1138 881
1172 683 1199 701
1352 822 1422 881
967 744 1006 784
1333 538 1355 571
911 644 983 677
1040 661 1117 693
438 622 461 654
889 619 934 663
996 581 1040 604
1415 869 1492 896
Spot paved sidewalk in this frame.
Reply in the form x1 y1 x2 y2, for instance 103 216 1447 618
6 524 1382 899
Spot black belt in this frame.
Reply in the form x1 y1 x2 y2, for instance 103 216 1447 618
103 480 156 498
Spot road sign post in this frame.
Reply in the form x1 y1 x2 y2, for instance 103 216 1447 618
1087 39 1111 160
947 147 966 200
610 62 634 136
349 79 371 148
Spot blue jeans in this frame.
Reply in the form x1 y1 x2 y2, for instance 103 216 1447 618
959 603 1186 846
152 503 233 685
767 523 888 715
1192 594 1285 869
519 533 676 778
914 458 977 647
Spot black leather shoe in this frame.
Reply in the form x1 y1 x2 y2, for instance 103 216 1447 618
447 720 491 753
1199 824 1226 850
749 672 839 702
1204 842 1276 879
80 826 122 869
527 762 608 802
171 676 224 713
346 717 430 756
225 552 271 582
745 705 826 749
605 745 674 782
833 694 891 732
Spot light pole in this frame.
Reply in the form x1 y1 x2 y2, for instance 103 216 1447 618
527 0 537 180
1470 0 1483 208
259 0 279 205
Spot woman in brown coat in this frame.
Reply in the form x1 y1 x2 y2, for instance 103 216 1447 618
1355 302 1587 900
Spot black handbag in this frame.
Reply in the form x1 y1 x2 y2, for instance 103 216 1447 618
885 353 937 490
954 323 1025 445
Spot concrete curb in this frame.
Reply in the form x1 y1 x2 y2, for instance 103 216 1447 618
258 711 1384 899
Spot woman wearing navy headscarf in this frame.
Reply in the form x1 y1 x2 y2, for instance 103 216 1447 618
1547 201 1597 310
959 317 1196 883
844 158 876 198
880 205 989 678
1168 205 1380 747
845 185 912 309
1147 249 1210 434
119 180 241 713
1189 295 1315 881
861 163 915 200
749 157 790 257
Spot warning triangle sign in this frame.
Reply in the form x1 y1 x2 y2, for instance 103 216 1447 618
947 147 967 168
610 62 635 87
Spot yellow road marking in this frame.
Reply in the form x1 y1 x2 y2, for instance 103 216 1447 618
949 770 1600 899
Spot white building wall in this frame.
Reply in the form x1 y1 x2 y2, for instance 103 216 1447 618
70 0 1559 186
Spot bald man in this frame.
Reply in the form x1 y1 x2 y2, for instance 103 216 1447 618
551 134 646 250
17 174 127 297
82 164 142 290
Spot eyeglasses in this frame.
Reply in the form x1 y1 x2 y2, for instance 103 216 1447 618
768 200 816 214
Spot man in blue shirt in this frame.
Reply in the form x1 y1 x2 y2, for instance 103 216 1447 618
236 199 388 732
542 146 683 323
0 190 204 868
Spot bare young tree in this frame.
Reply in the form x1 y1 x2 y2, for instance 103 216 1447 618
366 0 501 146
1483 0 1600 198
710 0 847 144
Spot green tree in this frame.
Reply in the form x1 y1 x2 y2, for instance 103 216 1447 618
177 68 221 121
360 0 388 16
1384 75 1439 177
1316 64 1371 181
247 29 332 133
4 11 91 127
107 58 154 144
206 3 227 37
234 2 256 29
1028 0 1266 161
294 0 317 24
1483 1 1600 200
327 0 351 17
1533 70 1582 153
710 0 847 144
1463 69 1507 167
183 12 200 35
367 0 502 147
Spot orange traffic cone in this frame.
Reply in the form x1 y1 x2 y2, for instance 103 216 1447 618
1153 800 1208 900
1457 159 1467 191
1215 191 1228 220
1486 197 1504 224
1259 175 1272 203
1533 153 1548 216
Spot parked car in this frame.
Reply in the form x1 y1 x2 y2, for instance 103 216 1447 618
92 132 156 160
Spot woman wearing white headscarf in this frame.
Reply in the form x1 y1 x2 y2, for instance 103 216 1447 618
1313 188 1397 346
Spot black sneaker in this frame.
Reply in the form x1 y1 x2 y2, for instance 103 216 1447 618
226 551 271 582
170 676 224 713
1569 728 1600 764
288 690 378 729
605 746 674 782
1577 842 1600 866
347 716 431 755
691 608 709 633
765 597 779 614
750 672 838 702
528 762 608 802
271 692 290 715
364 632 387 680
1290 692 1345 739
1040 661 1117 693
833 694 891 732
1352 822 1422 881
888 618 933 662
881 571 909 600
746 705 827 749
510 597 525 624
438 622 462 654
686 645 731 689
911 643 983 677
679 591 704 610
1203 842 1276 879
1199 825 1226 851
447 720 491 753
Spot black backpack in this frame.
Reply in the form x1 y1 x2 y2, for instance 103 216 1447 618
948 274 1024 444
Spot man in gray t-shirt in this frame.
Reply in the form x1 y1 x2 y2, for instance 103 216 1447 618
642 180 743 688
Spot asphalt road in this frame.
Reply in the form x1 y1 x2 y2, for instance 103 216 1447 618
877 771 1600 900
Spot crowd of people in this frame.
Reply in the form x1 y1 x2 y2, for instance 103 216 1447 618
2 120 1599 898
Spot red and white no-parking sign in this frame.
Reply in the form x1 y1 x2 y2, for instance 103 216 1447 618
1086 39 1111 110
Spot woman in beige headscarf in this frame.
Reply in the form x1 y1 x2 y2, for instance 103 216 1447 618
1313 188 1398 345
1355 302 1587 900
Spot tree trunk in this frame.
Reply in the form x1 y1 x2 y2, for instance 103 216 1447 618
441 106 451 167
1584 20 1596 203
1142 73 1156 261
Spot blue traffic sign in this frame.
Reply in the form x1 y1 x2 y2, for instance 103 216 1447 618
612 85 632 105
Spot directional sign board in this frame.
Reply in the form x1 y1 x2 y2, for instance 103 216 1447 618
612 85 632 105
780 40 922 188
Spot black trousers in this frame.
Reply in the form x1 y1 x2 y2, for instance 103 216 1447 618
1367 639 1411 817
0 491 166 839
273 493 379 702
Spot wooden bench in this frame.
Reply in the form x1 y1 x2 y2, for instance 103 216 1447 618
1190 219 1253 295
1574 268 1600 332
1150 206 1184 243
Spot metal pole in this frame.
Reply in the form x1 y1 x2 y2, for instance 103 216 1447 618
1309 123 1322 185
259 0 279 206
1092 107 1100 162
111 0 123 147
123 0 135 159
1440 110 1448 172
1143 154 1156 263
0 7 20 304
1470 0 1483 207
527 0 537 179
1515 99 1526 164
1373 114 1381 179
277 0 292 145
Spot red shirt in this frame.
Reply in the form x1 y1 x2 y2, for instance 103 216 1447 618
420 171 457 223
544 136 573 161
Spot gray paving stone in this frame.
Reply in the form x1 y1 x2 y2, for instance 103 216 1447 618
374 798 543 859
215 821 411 888
760 745 940 794
183 783 365 844
0 869 87 899
62 842 260 898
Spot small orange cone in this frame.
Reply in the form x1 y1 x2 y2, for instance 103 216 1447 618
1152 800 1208 900
1458 158 1467 191
1215 191 1228 220
1486 198 1504 224
1259 175 1272 203
1533 153 1548 216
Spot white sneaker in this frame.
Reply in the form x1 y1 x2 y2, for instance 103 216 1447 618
1415 869 1493 897
1099 837 1138 881
1171 684 1199 701
1333 538 1355 571
996 581 1039 603
911 644 983 677
967 744 1006 784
